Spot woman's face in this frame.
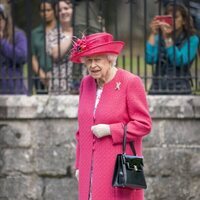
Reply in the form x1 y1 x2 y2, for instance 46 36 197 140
0 15 6 32
169 10 185 31
57 1 73 24
40 3 55 23
84 55 111 81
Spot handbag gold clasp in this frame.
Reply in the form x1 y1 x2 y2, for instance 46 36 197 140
127 162 138 171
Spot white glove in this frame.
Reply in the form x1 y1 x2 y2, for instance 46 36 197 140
91 124 111 138
75 169 79 181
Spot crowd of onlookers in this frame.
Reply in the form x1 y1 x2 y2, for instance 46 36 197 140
32 0 104 95
32 0 81 95
0 0 200 95
0 0 103 95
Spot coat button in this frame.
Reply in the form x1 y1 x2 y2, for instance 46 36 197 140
92 143 96 150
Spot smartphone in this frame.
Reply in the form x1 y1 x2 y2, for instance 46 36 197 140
155 15 173 25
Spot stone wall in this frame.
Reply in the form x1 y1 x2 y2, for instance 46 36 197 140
0 95 200 200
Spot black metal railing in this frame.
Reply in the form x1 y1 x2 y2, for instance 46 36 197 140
0 0 199 95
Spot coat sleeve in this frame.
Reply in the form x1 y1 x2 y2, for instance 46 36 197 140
110 75 152 144
145 42 158 64
145 35 159 64
74 79 84 169
0 31 27 64
166 35 199 66
75 130 80 169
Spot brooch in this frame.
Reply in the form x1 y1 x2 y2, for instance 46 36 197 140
115 82 121 90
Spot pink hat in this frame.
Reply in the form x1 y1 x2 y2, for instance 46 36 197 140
70 32 124 63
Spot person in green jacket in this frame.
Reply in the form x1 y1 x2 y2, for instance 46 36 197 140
31 0 56 94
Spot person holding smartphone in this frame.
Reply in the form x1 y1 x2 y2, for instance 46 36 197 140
157 0 200 32
146 3 199 94
0 3 27 94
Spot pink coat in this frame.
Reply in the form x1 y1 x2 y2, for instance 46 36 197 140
76 68 152 200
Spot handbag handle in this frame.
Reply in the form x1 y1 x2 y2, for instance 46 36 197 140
123 125 137 156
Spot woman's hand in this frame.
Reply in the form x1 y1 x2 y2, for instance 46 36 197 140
39 70 50 86
149 17 160 35
0 31 3 40
147 17 160 45
159 22 173 38
91 124 111 138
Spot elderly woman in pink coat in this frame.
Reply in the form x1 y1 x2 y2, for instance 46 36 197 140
70 32 152 200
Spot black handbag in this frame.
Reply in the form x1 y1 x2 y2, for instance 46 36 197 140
112 125 147 189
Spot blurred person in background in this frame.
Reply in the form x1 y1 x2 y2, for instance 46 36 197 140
146 3 199 94
46 0 86 94
46 0 74 94
31 0 56 94
158 0 200 32
158 0 200 56
0 2 27 94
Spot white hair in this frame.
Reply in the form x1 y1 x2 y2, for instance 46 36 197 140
80 54 118 67
107 54 118 67
80 57 86 63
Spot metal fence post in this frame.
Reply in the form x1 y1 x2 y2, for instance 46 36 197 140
25 0 33 95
